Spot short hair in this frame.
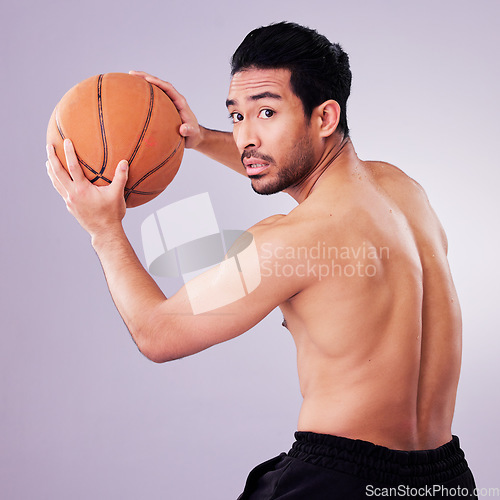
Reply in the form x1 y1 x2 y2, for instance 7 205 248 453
231 22 352 137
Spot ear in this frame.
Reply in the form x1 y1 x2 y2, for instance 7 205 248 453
314 100 341 138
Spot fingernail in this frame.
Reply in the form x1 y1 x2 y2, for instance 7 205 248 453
120 161 128 171
64 138 72 147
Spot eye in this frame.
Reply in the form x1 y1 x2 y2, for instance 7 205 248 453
229 112 244 123
259 109 275 119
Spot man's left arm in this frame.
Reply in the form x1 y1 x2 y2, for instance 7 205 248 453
46 139 307 362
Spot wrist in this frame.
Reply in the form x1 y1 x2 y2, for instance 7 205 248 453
194 125 207 152
90 222 125 251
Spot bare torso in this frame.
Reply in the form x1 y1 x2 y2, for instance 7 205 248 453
276 157 462 451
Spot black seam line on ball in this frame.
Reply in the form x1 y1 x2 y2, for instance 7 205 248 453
124 137 183 201
127 82 154 167
124 188 163 196
80 159 113 184
97 74 108 176
55 109 65 141
55 110 112 183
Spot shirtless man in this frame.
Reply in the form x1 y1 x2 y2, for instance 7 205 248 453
47 22 477 499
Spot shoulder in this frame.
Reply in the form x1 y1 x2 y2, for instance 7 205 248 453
249 210 319 244
364 160 449 253
365 160 430 201
252 213 287 227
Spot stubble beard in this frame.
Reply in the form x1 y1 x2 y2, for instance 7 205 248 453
249 134 316 196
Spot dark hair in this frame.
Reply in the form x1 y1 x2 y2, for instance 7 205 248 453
231 22 352 137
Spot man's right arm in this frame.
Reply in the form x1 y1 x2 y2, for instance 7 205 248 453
130 71 244 175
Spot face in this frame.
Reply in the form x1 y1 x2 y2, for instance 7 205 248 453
226 68 318 195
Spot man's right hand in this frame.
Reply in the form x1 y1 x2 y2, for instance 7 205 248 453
130 70 243 175
130 70 203 150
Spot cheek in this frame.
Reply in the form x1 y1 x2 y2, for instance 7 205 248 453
266 123 297 153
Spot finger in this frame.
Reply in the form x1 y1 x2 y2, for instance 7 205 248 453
111 160 129 194
130 72 195 139
144 76 186 107
130 71 191 119
130 71 186 107
129 70 152 79
47 143 73 192
130 71 171 93
46 160 69 199
130 70 167 89
179 123 196 138
63 139 86 183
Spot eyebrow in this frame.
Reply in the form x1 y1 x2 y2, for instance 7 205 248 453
226 91 282 108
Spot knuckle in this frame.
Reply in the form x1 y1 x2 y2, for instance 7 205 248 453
66 193 76 205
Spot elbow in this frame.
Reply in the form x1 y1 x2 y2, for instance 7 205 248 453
144 351 170 364
132 307 187 363
139 343 165 363
135 328 178 364
139 344 174 364
137 338 171 364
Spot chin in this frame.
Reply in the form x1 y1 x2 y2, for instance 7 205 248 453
250 178 284 196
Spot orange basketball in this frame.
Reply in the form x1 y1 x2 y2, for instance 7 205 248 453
47 73 184 207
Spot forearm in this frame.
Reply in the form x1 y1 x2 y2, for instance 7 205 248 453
195 126 244 175
47 140 173 360
91 224 165 357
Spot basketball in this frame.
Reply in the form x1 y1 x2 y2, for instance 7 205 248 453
47 73 184 207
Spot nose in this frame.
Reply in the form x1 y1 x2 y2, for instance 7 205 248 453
234 120 261 151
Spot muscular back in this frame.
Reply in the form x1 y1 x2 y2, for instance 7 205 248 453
277 159 462 451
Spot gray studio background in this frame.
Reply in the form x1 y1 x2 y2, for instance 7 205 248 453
1 0 499 498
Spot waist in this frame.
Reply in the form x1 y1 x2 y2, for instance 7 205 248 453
288 431 470 486
297 391 455 450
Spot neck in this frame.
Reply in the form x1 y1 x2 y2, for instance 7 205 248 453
284 135 358 203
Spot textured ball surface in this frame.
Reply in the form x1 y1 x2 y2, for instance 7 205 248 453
47 73 184 207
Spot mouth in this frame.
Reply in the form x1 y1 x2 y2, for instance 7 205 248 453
245 163 270 176
242 155 272 176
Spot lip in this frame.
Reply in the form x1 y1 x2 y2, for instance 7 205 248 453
243 158 270 176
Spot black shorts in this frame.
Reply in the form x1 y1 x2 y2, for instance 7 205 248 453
237 432 477 499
